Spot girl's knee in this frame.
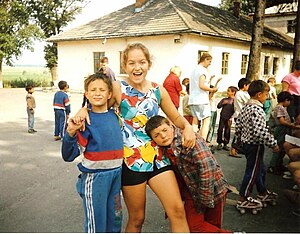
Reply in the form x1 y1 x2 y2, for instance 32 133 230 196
168 202 186 220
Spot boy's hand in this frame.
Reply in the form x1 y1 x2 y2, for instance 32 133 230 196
67 117 85 137
272 145 280 153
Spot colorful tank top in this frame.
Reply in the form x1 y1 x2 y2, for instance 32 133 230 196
117 80 170 172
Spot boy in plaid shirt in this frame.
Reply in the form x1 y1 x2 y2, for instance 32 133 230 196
235 80 279 211
145 115 229 233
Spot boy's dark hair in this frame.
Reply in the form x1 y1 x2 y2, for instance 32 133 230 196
248 80 270 97
277 91 293 103
145 115 170 138
100 56 108 63
295 60 300 71
25 85 33 92
186 83 190 94
237 78 251 89
84 72 112 92
228 86 238 94
58 81 68 90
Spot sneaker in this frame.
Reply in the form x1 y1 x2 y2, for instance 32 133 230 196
217 144 223 150
54 136 62 141
283 171 292 176
223 145 230 151
32 129 37 132
292 209 300 217
28 129 35 134
283 174 293 179
292 185 299 191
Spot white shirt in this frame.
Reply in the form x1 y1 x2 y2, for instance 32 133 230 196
188 64 210 105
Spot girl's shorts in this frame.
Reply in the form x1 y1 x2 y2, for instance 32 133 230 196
190 104 211 120
121 162 173 186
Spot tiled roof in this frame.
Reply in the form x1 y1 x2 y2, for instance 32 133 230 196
48 0 294 49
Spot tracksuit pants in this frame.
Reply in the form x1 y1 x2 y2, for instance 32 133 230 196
239 143 266 198
76 167 122 233
54 109 67 138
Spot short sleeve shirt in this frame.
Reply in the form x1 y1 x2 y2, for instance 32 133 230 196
282 73 300 96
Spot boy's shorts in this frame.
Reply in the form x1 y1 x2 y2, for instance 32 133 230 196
121 162 173 186
190 104 211 121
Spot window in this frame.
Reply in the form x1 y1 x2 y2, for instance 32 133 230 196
221 52 229 75
287 20 296 33
119 51 126 74
198 50 208 63
93 52 105 73
272 57 279 75
264 56 270 75
241 54 249 75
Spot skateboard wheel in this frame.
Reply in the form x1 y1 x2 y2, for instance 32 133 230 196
263 202 267 208
252 209 258 215
271 201 276 206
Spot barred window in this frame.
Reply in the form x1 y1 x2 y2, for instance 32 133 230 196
221 52 229 75
93 52 105 73
241 54 249 75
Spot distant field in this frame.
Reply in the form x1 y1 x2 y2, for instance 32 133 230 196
2 65 52 87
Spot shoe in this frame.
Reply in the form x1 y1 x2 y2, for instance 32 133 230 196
54 136 62 141
223 145 230 151
283 174 293 179
292 184 299 191
28 129 35 134
216 144 223 150
283 171 292 176
228 153 242 158
292 209 300 217
32 129 37 132
283 189 300 207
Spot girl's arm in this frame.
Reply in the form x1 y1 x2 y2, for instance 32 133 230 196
160 85 195 149
278 116 300 129
199 75 217 93
281 81 289 92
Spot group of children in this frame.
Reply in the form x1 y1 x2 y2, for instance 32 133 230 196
25 42 299 232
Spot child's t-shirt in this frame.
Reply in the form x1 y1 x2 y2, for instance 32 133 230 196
273 105 291 126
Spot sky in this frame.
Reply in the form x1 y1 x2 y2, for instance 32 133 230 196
14 0 221 66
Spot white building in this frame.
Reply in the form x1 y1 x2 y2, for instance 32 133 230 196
49 0 294 91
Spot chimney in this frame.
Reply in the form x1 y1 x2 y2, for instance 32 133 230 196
233 0 240 18
135 0 152 13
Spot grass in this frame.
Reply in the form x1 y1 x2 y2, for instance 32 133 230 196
2 65 52 88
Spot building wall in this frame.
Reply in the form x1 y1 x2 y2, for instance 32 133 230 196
56 34 293 91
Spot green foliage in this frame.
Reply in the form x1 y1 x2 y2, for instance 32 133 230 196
27 0 89 69
0 0 42 66
220 0 255 15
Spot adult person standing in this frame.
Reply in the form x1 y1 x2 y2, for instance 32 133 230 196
188 53 218 139
74 42 195 233
282 60 300 121
163 65 183 110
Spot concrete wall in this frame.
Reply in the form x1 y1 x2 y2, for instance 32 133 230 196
56 34 293 91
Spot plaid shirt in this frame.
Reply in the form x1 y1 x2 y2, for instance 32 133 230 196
235 99 277 148
164 127 229 211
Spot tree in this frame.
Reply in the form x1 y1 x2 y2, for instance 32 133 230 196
293 0 300 66
246 0 267 81
220 0 255 14
27 0 89 83
0 0 42 88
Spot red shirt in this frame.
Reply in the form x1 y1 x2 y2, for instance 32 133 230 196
163 72 182 108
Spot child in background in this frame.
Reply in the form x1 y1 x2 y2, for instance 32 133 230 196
53 80 71 141
25 85 37 134
216 86 238 151
264 76 277 124
235 80 279 212
145 115 229 233
229 78 251 157
206 77 222 144
268 91 300 175
62 72 123 233
182 83 193 125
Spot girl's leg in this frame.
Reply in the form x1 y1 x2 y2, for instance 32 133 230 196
122 182 147 232
148 170 189 233
200 117 211 140
192 116 199 132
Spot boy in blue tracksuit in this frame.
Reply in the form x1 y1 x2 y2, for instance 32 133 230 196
53 80 71 140
61 72 124 233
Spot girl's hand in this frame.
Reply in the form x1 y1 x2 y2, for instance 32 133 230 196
67 117 85 137
182 125 196 150
74 108 90 131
